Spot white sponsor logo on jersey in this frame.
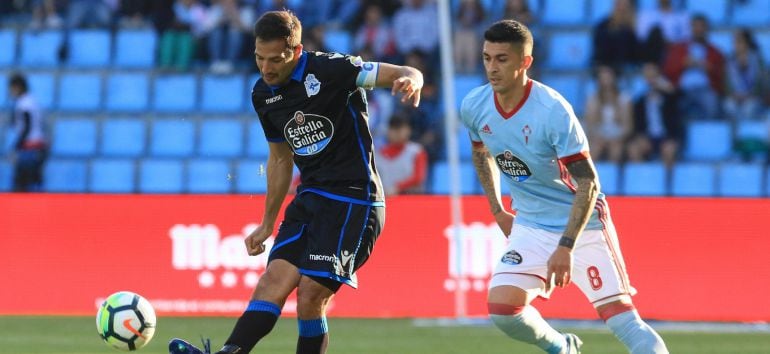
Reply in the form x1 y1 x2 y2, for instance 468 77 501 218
304 73 321 97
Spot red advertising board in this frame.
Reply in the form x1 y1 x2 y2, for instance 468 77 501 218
1 194 768 321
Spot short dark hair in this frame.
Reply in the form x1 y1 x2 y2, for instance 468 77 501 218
388 114 411 129
484 20 533 55
253 10 302 49
9 73 28 93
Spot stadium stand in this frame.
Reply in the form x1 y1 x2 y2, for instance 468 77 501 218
153 75 198 112
671 163 717 197
105 72 150 112
44 159 88 192
684 121 733 161
622 162 667 196
718 163 765 197
50 118 98 157
19 30 62 67
90 158 136 193
139 159 184 193
150 120 196 157
201 75 246 112
431 161 478 194
199 119 244 157
0 29 15 68
68 30 111 68
594 161 620 196
187 159 232 194
101 119 146 157
114 30 157 68
58 72 102 111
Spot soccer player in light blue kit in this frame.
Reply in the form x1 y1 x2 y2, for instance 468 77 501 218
460 20 669 354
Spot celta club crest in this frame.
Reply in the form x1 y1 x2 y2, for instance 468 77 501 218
294 111 306 125
304 73 321 97
522 125 532 144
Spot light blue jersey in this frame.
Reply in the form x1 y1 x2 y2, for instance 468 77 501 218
460 80 607 233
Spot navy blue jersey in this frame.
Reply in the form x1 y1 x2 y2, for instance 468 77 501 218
252 51 384 204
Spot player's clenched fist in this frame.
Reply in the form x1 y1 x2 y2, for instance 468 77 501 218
245 224 271 256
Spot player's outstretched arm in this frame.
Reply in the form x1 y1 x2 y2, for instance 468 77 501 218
471 143 514 236
245 141 294 256
374 63 424 107
546 157 599 291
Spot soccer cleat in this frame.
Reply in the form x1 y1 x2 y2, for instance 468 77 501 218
168 338 211 354
563 333 583 354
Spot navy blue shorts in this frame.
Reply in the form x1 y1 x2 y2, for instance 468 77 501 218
267 192 385 291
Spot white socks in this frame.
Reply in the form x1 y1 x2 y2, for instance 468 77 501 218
606 310 669 354
490 306 566 354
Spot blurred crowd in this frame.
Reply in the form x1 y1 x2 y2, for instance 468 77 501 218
2 0 769 194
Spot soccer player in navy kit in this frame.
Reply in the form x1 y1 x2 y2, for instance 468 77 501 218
460 20 668 354
169 10 423 354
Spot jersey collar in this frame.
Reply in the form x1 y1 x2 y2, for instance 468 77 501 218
494 79 533 119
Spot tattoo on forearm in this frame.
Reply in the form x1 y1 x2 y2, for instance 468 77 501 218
472 149 503 214
563 159 599 242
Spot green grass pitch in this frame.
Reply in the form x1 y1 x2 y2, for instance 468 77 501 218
1 316 768 353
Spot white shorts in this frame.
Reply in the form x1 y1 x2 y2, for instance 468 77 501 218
489 222 636 305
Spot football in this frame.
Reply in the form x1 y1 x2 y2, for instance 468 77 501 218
96 291 157 351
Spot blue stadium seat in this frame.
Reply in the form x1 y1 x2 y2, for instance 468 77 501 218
684 121 732 161
430 161 478 194
150 120 195 157
685 0 728 24
622 162 667 196
546 31 591 70
58 73 102 111
0 72 7 109
708 30 734 57
0 29 16 67
454 74 484 109
731 0 770 27
736 120 769 142
68 30 111 68
595 161 620 195
718 163 764 197
187 159 232 193
542 0 587 25
201 75 245 112
247 121 270 158
324 29 351 54
0 160 12 191
114 29 157 68
637 0 658 10
105 72 150 112
44 159 88 192
90 158 136 193
199 119 244 157
236 160 268 193
20 30 62 67
756 31 770 66
590 0 613 23
671 163 716 196
51 118 98 157
540 74 584 114
26 72 56 110
139 159 184 193
153 75 197 112
101 119 146 157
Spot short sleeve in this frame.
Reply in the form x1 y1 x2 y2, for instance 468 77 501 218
320 52 362 91
459 96 483 144
548 101 589 162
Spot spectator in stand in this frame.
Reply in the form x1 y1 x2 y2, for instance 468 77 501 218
64 0 116 29
31 0 63 30
724 28 765 122
117 0 153 28
353 4 396 62
158 0 206 72
396 49 442 163
375 114 428 195
627 62 682 167
636 0 689 63
583 65 633 163
591 0 639 71
204 0 255 73
453 0 485 74
392 0 439 60
663 14 725 120
7 74 48 192
501 0 534 26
